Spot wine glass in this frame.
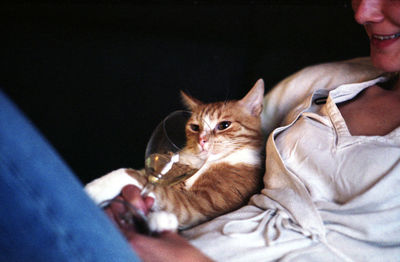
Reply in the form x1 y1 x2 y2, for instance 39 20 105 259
100 110 212 235
141 110 211 196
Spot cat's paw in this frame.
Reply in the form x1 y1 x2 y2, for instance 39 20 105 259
148 211 179 233
85 168 144 204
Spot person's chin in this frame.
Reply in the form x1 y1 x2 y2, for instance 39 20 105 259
370 49 400 73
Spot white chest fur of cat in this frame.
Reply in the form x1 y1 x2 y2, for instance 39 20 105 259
85 79 265 232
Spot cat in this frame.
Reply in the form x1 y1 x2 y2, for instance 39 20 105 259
85 79 265 230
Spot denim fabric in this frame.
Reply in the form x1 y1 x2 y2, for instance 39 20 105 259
0 90 140 262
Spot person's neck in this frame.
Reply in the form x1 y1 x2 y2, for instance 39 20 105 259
394 74 400 93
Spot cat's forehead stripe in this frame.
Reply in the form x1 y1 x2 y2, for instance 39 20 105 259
204 104 220 118
203 103 231 119
203 115 215 130
197 104 221 128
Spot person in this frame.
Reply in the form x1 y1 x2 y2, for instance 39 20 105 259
0 90 143 261
106 0 400 261
0 0 398 261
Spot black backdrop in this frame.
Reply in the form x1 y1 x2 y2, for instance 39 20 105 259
0 1 369 183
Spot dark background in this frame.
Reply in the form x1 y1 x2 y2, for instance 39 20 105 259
0 1 369 184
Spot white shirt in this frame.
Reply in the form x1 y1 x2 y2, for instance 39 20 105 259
183 58 400 261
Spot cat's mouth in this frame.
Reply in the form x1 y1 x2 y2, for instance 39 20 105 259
198 148 210 157
198 143 212 153
196 147 212 161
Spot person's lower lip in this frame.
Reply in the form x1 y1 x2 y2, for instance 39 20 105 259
371 34 400 49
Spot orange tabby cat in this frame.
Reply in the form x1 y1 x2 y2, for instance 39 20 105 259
86 79 265 230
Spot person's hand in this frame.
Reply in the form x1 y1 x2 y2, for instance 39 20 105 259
104 185 212 261
104 185 154 236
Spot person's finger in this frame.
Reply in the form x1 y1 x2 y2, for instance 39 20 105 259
121 185 150 214
107 196 133 228
121 184 142 199
144 196 155 212
109 196 127 214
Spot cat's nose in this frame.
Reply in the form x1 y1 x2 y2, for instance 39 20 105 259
199 135 208 149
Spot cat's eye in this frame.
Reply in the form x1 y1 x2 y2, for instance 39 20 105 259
216 121 231 131
189 124 200 132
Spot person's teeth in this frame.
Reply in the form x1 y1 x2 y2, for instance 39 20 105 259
373 33 400 40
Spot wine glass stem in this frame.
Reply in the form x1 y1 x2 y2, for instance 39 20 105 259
140 183 155 197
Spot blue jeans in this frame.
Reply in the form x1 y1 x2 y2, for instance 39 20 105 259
0 90 140 261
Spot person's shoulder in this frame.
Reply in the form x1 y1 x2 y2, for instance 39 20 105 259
261 57 384 135
293 57 383 86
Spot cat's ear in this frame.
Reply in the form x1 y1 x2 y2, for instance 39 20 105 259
238 79 264 116
180 91 203 110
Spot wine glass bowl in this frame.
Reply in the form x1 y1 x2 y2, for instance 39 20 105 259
144 110 190 157
141 110 211 196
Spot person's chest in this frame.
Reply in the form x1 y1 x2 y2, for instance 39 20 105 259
337 84 400 136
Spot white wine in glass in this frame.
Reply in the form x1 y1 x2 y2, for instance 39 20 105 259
141 110 211 196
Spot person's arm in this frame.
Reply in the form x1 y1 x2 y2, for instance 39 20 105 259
105 185 213 262
128 229 212 262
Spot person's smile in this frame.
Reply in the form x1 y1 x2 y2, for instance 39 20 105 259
370 32 400 49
